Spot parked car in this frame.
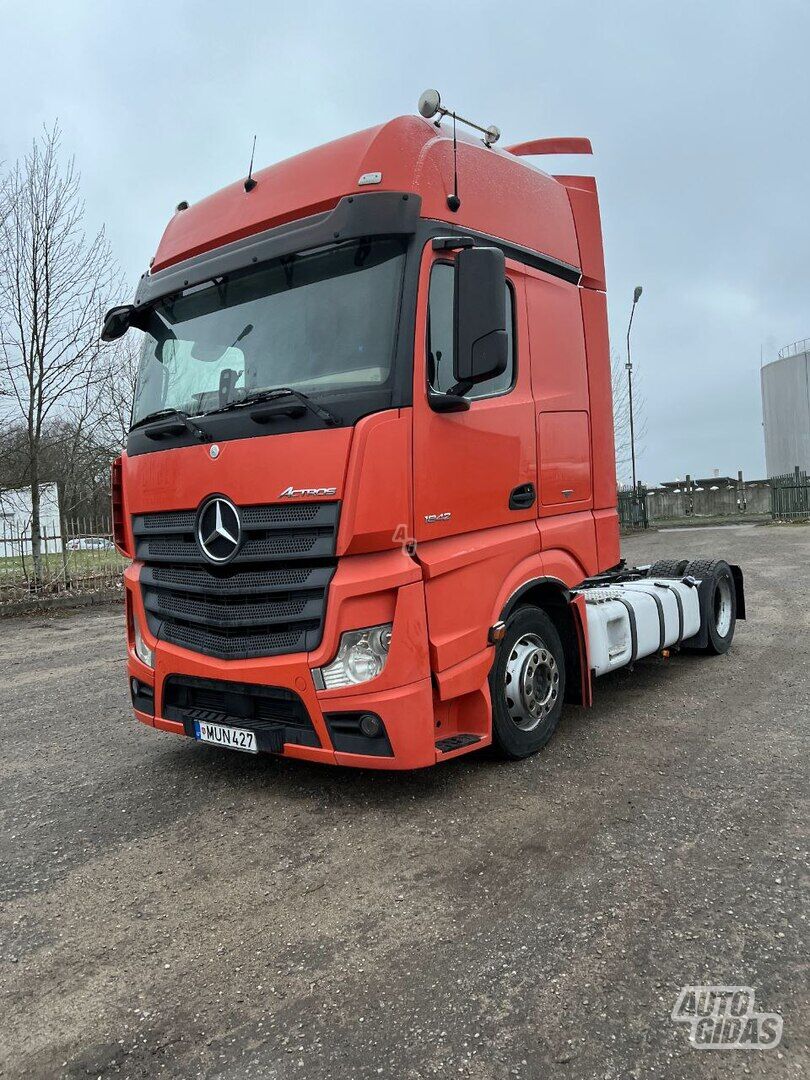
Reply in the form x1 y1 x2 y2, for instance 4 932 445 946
67 536 115 551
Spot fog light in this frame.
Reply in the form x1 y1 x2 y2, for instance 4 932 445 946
358 713 382 738
314 624 392 690
130 677 155 717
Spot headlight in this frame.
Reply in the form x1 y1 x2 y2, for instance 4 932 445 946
133 617 155 668
314 624 392 690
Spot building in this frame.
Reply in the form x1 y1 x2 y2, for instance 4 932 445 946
0 483 63 558
761 341 810 477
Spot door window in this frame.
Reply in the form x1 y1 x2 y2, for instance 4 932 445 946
427 262 515 399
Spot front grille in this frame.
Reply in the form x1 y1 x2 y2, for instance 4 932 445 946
136 530 335 563
163 675 319 749
135 500 339 660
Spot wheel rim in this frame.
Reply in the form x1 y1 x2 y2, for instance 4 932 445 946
504 633 560 732
714 576 733 637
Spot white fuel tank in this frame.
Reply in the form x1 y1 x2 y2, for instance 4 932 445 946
574 579 702 676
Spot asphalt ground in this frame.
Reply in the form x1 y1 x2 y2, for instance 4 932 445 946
0 523 807 1079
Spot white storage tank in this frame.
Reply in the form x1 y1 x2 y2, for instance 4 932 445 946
761 343 810 476
575 579 702 677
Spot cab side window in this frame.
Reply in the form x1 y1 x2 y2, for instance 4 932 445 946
427 261 515 399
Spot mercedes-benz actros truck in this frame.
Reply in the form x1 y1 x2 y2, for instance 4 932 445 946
103 91 745 769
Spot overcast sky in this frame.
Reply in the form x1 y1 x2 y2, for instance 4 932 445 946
2 0 808 484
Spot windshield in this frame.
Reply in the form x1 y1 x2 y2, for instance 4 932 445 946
131 236 407 427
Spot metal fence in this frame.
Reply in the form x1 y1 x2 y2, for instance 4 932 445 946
617 484 648 530
0 516 127 607
777 338 810 361
770 468 810 520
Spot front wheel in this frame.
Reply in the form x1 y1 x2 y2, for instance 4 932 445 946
489 605 566 759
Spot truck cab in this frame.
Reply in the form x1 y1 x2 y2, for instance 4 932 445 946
107 103 741 769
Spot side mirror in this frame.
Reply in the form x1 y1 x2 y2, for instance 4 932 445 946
101 304 135 342
453 246 508 386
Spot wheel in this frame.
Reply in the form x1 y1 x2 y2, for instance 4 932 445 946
683 558 737 654
489 605 566 759
648 558 689 578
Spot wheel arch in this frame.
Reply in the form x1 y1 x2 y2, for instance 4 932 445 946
499 577 592 707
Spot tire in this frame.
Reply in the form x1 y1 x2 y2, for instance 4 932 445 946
489 605 566 759
683 558 737 654
648 558 689 578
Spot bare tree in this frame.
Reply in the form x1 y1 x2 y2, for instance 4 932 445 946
611 349 647 487
0 123 118 582
93 333 140 452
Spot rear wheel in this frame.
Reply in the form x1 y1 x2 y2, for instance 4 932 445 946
648 558 689 578
489 606 566 759
684 558 737 654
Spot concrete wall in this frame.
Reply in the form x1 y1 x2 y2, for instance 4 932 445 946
647 480 771 522
761 350 810 476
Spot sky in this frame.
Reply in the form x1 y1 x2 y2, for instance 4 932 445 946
2 0 808 485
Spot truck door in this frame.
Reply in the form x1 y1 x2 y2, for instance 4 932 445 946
525 269 598 575
412 247 537 544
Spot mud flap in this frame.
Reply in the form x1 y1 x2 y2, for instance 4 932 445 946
569 592 593 707
730 564 746 620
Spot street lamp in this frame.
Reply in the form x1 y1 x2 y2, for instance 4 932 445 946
626 285 643 490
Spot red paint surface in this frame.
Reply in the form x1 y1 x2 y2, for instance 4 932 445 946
150 116 579 274
506 137 593 157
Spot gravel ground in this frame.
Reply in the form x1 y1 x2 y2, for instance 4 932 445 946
0 523 807 1079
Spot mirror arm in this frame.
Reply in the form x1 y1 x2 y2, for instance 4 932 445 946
432 235 475 251
427 389 470 413
448 379 474 396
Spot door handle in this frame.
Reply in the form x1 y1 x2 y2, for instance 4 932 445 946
509 483 536 510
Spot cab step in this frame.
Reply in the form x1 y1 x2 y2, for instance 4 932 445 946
436 734 482 753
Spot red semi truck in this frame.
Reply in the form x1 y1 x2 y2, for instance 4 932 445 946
103 92 744 769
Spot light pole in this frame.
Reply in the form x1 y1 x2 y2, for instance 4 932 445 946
626 285 643 491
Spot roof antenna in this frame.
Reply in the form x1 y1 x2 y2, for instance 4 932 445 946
447 112 460 213
418 90 500 213
244 135 258 192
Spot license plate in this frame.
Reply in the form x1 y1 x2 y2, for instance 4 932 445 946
193 720 258 754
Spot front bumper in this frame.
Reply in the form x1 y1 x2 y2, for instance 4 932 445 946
124 548 439 770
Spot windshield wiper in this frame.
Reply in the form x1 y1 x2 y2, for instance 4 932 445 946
203 387 341 427
130 408 210 442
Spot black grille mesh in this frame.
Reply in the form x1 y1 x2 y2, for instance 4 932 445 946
241 504 322 525
163 623 305 658
141 511 196 530
148 564 315 591
135 500 338 660
147 592 312 625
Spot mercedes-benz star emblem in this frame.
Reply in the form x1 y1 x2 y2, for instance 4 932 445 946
196 496 241 563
